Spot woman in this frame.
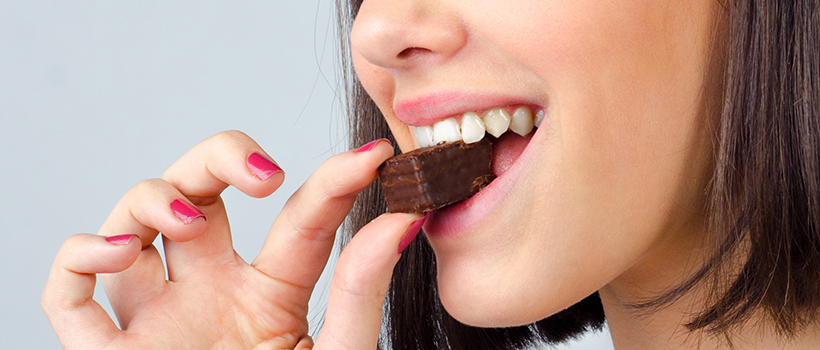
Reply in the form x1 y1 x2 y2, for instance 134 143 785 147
43 0 820 349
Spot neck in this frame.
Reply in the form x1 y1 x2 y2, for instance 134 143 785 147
600 287 820 349
598 221 820 349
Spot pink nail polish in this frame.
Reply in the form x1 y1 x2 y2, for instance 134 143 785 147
106 234 135 245
356 139 389 153
247 152 282 180
170 199 205 224
398 216 427 254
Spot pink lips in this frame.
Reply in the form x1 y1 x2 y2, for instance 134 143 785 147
392 92 546 239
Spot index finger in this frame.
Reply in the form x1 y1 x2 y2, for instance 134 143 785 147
252 139 393 290
161 130 285 203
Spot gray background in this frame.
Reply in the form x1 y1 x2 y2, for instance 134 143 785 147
0 1 613 349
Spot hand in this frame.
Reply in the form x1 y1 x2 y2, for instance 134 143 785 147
42 131 422 349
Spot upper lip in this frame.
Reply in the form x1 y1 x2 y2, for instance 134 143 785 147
393 91 543 126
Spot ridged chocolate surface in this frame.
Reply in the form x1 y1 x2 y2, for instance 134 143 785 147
378 139 495 213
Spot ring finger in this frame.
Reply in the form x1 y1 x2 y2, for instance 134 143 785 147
98 178 209 325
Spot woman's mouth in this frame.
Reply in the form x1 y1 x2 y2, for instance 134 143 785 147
412 105 543 177
409 105 545 238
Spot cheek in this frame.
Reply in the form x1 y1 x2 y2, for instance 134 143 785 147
436 0 716 325
548 1 713 209
535 0 715 267
466 0 713 174
495 0 712 211
352 52 416 152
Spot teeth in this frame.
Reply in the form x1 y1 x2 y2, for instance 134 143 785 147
482 108 511 138
509 107 534 136
534 109 545 128
413 107 544 148
432 117 462 145
414 125 435 148
460 112 486 144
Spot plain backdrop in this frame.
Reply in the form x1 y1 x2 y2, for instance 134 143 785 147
0 1 614 349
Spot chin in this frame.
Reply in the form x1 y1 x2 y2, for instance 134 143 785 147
435 264 559 328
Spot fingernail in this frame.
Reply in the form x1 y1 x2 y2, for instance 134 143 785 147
170 199 205 224
356 138 390 153
247 152 282 180
106 234 135 245
398 215 427 254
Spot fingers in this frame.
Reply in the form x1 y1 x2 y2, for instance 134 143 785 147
314 213 425 350
294 335 315 350
161 130 285 201
100 130 284 321
100 245 165 329
252 139 393 291
98 179 208 321
42 234 141 349
159 130 284 276
99 179 209 246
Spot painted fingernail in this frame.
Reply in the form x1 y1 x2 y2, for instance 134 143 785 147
356 138 390 153
247 152 282 180
398 215 427 254
170 199 205 224
106 234 135 245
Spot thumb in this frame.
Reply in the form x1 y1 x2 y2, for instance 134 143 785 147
314 213 425 350
42 233 141 349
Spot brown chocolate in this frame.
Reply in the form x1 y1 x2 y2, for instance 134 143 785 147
378 139 495 213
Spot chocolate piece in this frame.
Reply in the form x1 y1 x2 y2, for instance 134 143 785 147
378 139 495 213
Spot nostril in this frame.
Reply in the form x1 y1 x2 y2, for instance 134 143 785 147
397 47 432 59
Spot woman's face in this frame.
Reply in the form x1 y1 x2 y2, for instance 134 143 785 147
352 0 718 327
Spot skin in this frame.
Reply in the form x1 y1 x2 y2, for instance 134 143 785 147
43 132 423 349
351 0 819 349
353 0 715 325
43 1 820 349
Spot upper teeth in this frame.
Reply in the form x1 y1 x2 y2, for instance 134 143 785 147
482 109 511 138
509 107 534 136
432 117 462 144
461 112 485 144
414 106 542 147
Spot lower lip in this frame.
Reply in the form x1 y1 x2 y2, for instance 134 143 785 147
423 125 544 238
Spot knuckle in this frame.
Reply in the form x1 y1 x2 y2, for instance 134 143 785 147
320 175 350 201
57 235 84 270
40 291 51 313
42 236 83 313
333 256 379 298
332 271 366 299
128 178 166 197
40 290 60 316
282 207 337 244
40 282 68 314
316 157 355 200
294 335 315 350
57 234 83 257
208 129 251 148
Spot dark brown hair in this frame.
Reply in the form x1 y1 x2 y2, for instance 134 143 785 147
337 0 820 348
655 0 820 337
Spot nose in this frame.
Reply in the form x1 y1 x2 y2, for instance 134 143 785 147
350 1 467 70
